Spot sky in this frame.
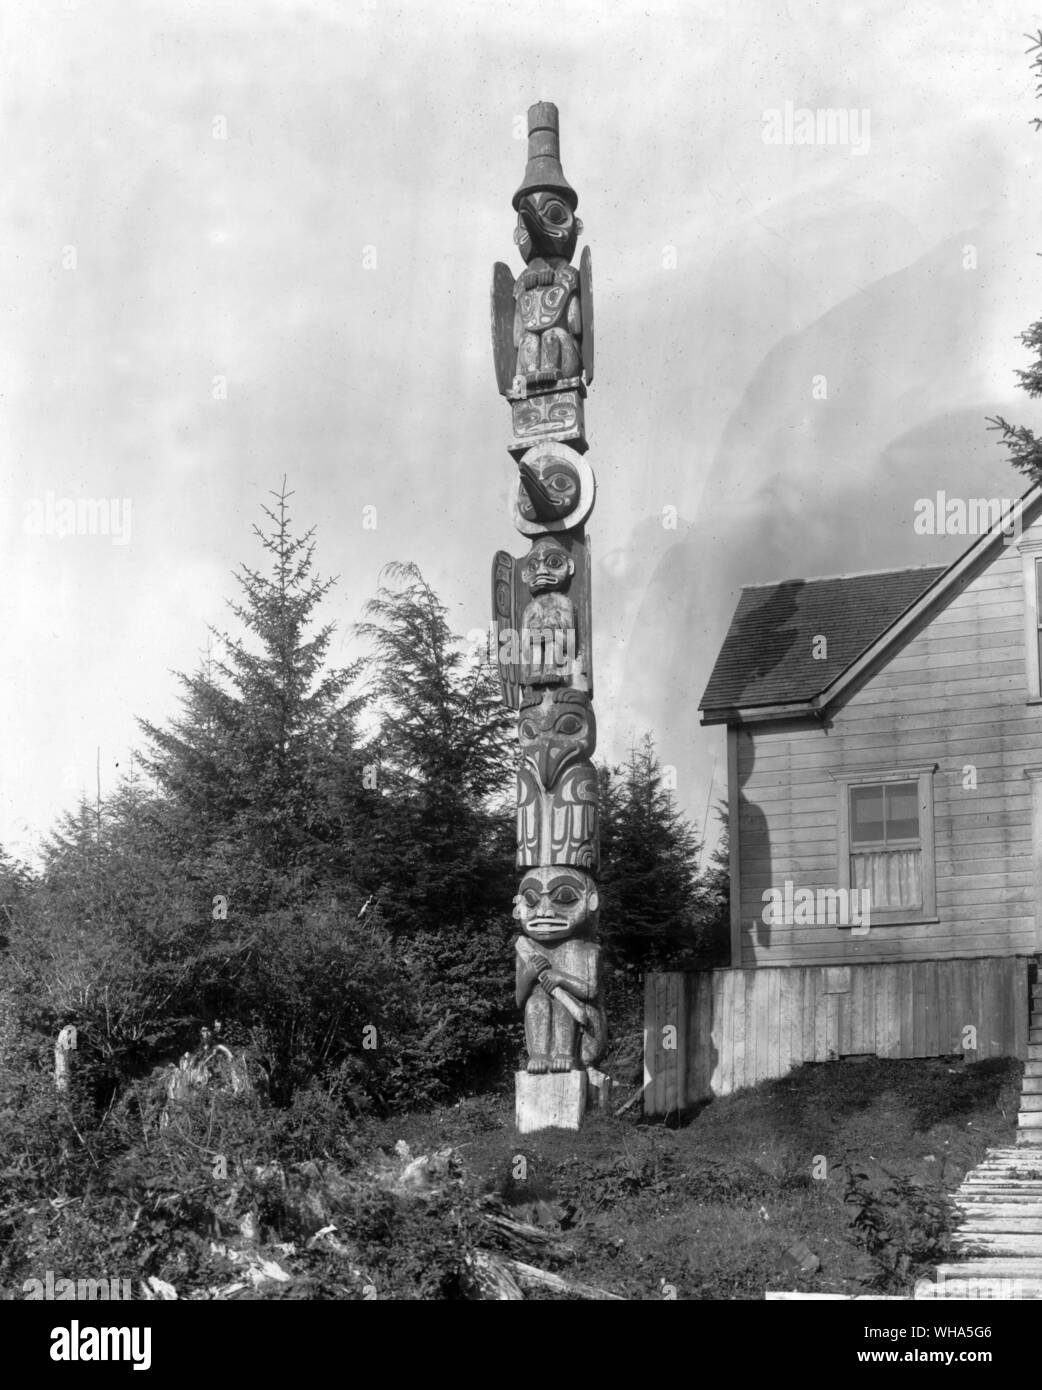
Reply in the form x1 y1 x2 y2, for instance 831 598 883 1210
0 0 1040 865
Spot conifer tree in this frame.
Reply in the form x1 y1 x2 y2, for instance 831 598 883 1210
597 734 704 972
137 481 370 911
355 561 515 935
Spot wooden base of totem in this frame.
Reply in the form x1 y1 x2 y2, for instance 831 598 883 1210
515 1069 587 1133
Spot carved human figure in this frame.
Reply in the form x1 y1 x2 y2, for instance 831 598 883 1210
513 189 583 388
490 103 593 399
520 537 577 686
516 688 598 871
513 865 605 1073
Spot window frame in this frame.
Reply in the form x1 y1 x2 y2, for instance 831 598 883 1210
830 765 938 926
1018 533 1042 700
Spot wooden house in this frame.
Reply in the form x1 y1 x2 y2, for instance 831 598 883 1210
645 484 1042 1115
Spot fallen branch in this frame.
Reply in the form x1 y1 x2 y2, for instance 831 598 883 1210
614 1085 643 1117
503 1257 624 1300
482 1209 565 1247
461 1251 524 1300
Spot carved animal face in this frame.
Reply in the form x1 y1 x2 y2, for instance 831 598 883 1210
512 866 598 942
517 458 581 525
518 689 596 786
514 191 582 263
521 538 574 594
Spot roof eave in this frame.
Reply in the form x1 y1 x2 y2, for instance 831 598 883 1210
700 700 820 727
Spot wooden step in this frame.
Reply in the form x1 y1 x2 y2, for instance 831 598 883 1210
970 1153 1042 1163
1030 1028 1042 1044
1022 1077 1042 1094
1021 1094 1042 1112
963 1156 1042 1166
1018 1113 1042 1129
957 1174 1042 1185
924 1274 1042 1298
961 1200 1042 1212
958 1185 1042 1193
935 1258 1042 1277
959 1192 1042 1202
952 1232 1042 1255
924 1288 1042 1299
1023 1061 1042 1076
955 1195 1042 1209
1027 1044 1042 1060
954 1216 1042 1234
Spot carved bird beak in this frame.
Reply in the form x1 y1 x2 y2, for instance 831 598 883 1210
517 460 559 522
535 741 575 788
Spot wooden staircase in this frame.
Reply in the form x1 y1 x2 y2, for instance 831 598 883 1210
930 968 1042 1298
1021 971 1042 1144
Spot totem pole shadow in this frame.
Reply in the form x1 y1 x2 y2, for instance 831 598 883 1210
739 742 772 953
727 582 800 954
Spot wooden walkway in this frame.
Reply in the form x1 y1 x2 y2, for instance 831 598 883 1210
930 975 1042 1298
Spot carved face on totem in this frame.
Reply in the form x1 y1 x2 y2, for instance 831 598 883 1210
512 865 599 943
514 190 582 264
517 457 581 526
518 688 596 787
521 538 574 595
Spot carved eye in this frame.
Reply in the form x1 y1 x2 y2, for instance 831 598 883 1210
547 553 566 569
523 890 540 907
544 201 567 226
519 721 537 741
556 715 583 736
553 886 580 906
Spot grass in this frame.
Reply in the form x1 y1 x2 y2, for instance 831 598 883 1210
2 1053 1022 1299
363 1054 1024 1299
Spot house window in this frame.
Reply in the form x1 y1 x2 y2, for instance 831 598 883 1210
849 781 922 909
832 767 937 924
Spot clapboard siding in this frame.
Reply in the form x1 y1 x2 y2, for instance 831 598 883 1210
644 957 1031 1112
735 536 1042 968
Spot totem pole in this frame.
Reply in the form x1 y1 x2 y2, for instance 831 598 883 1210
490 102 606 1133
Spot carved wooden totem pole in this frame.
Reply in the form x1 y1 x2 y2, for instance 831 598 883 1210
490 102 607 1133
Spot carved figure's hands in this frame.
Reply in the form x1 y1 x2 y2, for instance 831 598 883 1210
520 267 555 291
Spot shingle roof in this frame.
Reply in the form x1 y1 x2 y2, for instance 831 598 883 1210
699 565 948 714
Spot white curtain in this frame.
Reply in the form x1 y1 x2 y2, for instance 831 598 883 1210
851 849 922 909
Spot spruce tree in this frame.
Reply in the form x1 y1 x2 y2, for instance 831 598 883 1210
354 562 518 1098
137 481 370 911
355 561 515 935
597 734 704 973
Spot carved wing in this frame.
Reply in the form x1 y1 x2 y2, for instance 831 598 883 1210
491 549 521 708
578 533 593 699
579 246 594 385
515 761 540 867
552 763 600 872
491 262 517 395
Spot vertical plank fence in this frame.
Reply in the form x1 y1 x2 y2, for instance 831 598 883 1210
643 956 1031 1116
